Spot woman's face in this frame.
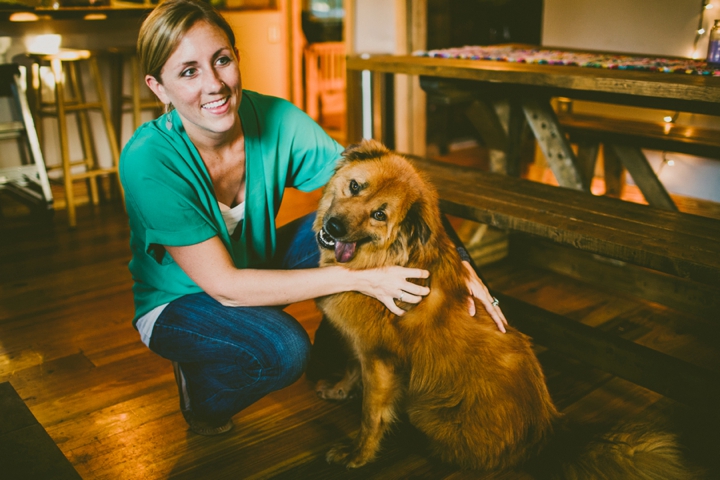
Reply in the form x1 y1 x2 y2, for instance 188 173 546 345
146 20 242 142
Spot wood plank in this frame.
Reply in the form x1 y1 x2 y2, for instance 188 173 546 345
413 155 720 242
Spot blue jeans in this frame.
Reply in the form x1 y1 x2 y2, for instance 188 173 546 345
149 213 319 425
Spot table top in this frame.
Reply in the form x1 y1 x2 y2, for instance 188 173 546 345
347 49 720 114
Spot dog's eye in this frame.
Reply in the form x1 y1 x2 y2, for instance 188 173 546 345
372 210 387 221
349 179 360 194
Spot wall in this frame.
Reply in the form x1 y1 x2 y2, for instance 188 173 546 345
352 0 397 54
542 0 720 202
543 0 719 58
224 9 290 100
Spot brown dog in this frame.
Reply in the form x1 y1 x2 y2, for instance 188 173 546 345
311 140 693 478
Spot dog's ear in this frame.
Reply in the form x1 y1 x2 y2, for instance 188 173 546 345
342 139 389 161
399 201 432 247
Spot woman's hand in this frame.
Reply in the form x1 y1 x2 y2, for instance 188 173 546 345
357 266 430 316
461 261 508 333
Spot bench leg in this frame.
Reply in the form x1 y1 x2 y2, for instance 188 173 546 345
522 98 588 191
606 143 678 211
576 141 599 189
602 143 625 198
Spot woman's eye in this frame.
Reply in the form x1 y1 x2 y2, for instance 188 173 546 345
216 56 231 66
181 68 197 77
372 210 386 221
349 180 360 194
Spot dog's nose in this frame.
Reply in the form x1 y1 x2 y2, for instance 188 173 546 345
325 217 346 238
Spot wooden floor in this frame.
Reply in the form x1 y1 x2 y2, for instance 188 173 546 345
1 176 719 479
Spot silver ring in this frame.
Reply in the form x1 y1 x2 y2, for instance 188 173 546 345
399 292 404 302
491 297 499 307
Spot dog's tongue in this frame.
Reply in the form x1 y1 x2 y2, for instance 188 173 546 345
335 241 356 263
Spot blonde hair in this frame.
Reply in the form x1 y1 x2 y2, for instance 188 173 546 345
138 0 236 81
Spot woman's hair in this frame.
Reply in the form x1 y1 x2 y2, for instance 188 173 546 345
138 0 236 81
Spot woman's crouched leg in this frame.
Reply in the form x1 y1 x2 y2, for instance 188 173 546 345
149 292 311 433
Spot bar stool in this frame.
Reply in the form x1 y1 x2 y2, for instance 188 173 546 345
25 48 123 227
107 46 161 147
0 63 53 215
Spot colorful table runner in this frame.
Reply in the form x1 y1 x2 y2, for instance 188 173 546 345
414 46 720 76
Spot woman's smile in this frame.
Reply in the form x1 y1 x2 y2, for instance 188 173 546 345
202 97 229 110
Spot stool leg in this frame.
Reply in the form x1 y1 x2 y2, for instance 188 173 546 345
130 54 142 132
70 61 100 206
30 62 44 150
89 57 124 204
52 58 76 227
109 51 124 150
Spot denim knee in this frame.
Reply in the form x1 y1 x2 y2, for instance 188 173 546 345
266 320 312 389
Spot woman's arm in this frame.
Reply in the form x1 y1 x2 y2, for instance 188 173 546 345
440 214 508 332
166 236 430 316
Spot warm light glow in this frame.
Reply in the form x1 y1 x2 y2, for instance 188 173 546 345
667 160 675 166
25 34 62 55
706 3 714 9
663 115 674 123
83 13 107 20
9 12 39 22
699 28 706 35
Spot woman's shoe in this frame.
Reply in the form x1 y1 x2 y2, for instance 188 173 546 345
172 361 234 436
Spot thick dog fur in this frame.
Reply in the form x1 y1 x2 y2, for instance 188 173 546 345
310 139 696 478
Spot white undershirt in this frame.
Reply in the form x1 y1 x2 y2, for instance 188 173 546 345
135 201 246 347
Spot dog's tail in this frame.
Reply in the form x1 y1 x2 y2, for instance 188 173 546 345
524 420 701 480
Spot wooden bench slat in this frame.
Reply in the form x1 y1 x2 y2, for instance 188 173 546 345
409 157 720 285
413 157 720 251
413 156 720 242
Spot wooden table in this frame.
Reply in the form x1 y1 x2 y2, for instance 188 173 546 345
346 50 720 209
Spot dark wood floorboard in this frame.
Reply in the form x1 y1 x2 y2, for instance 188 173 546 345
1 186 718 479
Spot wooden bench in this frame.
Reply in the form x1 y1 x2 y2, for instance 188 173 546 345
407 155 720 414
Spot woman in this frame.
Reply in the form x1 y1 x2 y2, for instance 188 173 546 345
121 0 507 436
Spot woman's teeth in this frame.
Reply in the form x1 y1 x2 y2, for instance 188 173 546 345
203 97 228 109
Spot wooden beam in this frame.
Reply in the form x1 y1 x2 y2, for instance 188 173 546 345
603 143 625 197
464 99 507 151
522 98 588 191
606 143 678 211
345 69 363 144
576 141 599 188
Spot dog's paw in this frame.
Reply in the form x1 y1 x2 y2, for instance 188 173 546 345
326 441 371 468
325 441 353 465
315 379 352 401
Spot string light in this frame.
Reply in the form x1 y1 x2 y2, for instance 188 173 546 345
693 0 713 59
657 152 677 176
